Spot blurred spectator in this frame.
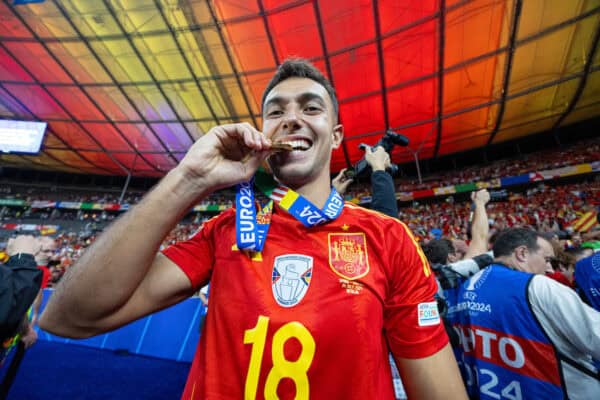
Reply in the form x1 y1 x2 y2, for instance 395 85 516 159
574 252 600 311
30 236 57 327
0 235 45 398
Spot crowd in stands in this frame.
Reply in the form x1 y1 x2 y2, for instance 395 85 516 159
0 183 144 205
0 138 597 209
340 137 599 200
0 176 595 290
12 220 206 289
401 180 599 242
0 136 597 292
395 137 599 192
0 206 118 223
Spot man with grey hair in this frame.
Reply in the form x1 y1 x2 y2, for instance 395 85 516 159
449 228 600 399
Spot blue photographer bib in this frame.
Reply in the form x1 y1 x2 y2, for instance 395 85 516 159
574 252 600 311
453 265 565 399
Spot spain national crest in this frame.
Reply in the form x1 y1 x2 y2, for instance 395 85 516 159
328 233 370 280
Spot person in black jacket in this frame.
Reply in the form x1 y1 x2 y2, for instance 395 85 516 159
333 145 398 218
1 235 44 399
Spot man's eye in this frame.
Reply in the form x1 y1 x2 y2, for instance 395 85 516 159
267 110 283 117
305 106 321 113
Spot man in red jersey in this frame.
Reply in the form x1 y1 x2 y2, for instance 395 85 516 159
40 59 467 399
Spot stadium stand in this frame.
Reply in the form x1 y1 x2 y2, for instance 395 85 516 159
0 138 597 289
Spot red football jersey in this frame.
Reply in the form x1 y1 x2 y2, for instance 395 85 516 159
163 202 447 399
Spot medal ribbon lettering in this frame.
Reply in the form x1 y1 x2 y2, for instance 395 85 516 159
235 178 344 251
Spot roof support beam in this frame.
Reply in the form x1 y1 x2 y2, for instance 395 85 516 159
0 3 593 86
1 0 314 44
257 0 281 66
372 0 390 131
50 1 179 169
7 3 157 173
487 0 523 146
103 0 196 144
312 0 352 168
177 1 241 124
340 65 600 143
205 0 259 128
0 41 126 174
433 0 446 157
153 0 221 126
551 20 600 140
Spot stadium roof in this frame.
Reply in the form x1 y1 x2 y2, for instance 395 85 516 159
0 0 598 177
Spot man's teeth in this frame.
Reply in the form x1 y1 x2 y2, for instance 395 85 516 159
281 140 310 150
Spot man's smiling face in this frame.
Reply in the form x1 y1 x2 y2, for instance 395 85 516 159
262 77 343 188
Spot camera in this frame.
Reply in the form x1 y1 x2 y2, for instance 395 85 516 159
432 253 494 290
345 129 409 180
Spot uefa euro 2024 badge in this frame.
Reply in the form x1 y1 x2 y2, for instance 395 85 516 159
272 254 313 307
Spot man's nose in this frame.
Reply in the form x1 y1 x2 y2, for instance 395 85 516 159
281 110 302 131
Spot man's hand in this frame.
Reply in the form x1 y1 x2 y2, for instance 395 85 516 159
20 323 38 349
176 123 273 195
332 168 354 195
471 189 490 206
6 235 41 257
365 146 391 172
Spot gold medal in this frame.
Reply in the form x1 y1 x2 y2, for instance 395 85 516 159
270 142 293 152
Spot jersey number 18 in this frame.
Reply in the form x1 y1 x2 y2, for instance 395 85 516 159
244 316 316 399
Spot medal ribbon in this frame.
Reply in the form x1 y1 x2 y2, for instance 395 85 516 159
235 176 344 251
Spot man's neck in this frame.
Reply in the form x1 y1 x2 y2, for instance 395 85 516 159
286 175 332 209
494 257 523 272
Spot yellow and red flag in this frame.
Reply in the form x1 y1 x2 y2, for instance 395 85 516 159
572 211 598 233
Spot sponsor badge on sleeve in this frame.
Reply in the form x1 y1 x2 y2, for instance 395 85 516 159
417 302 441 326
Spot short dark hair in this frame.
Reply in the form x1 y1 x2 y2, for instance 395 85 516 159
492 228 544 258
422 238 455 265
261 58 339 121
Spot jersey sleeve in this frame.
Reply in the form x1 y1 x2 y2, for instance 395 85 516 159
161 215 220 290
384 221 449 359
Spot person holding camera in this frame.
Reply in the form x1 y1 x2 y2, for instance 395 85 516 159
332 145 398 218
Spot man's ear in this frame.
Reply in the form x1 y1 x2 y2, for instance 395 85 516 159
514 245 528 263
332 124 344 149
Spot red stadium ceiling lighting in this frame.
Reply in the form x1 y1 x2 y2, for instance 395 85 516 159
0 0 598 176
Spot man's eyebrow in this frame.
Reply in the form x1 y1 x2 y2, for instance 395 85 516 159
297 92 326 105
264 92 326 109
264 96 285 109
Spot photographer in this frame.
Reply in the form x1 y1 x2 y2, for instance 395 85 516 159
333 146 398 218
452 229 600 399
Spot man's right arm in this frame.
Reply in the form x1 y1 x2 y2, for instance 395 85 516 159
39 170 204 338
39 123 272 338
366 146 398 218
464 189 490 259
